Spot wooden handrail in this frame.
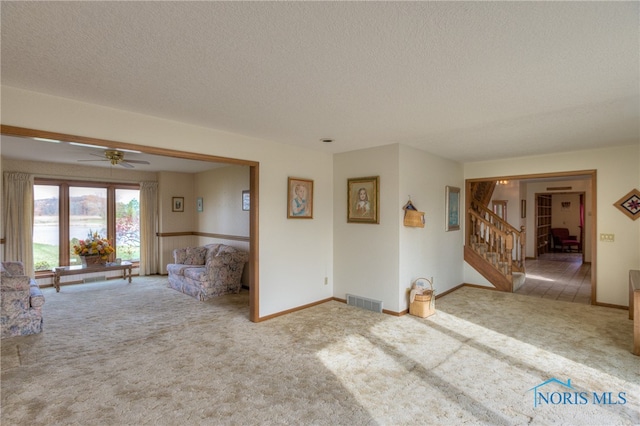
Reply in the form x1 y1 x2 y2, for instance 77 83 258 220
471 200 521 235
470 200 526 268
467 200 527 290
469 209 514 274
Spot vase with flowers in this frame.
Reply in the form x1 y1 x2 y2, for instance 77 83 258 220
73 230 115 267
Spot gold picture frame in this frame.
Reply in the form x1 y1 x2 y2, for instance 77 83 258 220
172 197 184 212
347 176 379 224
287 177 313 219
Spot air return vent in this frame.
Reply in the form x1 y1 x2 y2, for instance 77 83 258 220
83 276 106 283
346 294 383 313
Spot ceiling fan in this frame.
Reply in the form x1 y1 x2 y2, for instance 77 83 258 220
78 150 151 169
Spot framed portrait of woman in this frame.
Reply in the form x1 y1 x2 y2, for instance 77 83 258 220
347 176 379 224
287 177 313 219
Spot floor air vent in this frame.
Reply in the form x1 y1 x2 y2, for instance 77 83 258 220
83 276 106 283
346 294 383 313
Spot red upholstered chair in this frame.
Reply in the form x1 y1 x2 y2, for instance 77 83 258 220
550 228 581 252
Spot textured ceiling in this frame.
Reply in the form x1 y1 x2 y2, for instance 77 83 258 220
1 1 638 164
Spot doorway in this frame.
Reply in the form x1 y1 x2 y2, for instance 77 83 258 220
465 170 596 305
535 192 585 258
1 125 261 322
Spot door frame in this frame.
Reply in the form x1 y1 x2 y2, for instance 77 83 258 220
1 125 261 322
466 169 597 305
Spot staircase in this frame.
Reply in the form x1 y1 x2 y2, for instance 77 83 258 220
465 196 526 292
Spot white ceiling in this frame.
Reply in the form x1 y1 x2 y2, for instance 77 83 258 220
1 1 638 167
0 135 225 173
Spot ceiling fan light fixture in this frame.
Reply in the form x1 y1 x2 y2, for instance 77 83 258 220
105 150 125 165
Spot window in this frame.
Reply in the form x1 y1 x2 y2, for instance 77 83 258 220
115 189 141 262
69 186 107 266
33 185 60 271
33 179 140 272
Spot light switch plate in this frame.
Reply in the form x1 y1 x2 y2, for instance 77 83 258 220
600 233 615 242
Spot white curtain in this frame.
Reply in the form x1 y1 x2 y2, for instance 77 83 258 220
139 181 158 275
3 172 34 276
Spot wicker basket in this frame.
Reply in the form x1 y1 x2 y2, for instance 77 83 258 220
403 209 425 228
409 277 435 318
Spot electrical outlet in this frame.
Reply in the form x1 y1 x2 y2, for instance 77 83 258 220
324 277 328 285
600 233 615 242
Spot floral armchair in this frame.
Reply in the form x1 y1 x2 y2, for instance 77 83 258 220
167 244 249 301
1 261 45 339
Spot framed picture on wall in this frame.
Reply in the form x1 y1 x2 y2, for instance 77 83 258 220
287 177 313 219
172 197 184 212
242 190 250 211
445 186 460 231
347 176 379 224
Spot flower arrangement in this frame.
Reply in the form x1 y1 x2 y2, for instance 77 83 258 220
73 230 115 259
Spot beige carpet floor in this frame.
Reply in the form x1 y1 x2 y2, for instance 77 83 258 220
1 276 638 425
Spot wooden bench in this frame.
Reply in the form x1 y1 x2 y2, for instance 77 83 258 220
630 270 640 356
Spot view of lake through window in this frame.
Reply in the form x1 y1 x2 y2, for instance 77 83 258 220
33 182 140 271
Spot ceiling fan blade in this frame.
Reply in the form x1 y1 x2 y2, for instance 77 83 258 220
119 161 135 169
122 159 150 165
77 159 108 162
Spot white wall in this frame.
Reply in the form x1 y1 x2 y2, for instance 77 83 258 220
465 145 640 306
334 145 401 311
333 144 464 313
491 181 521 229
398 145 464 310
1 86 334 318
194 165 250 271
157 171 196 273
551 193 581 238
195 165 250 238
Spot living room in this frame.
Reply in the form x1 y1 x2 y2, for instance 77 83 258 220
1 2 639 424
2 97 637 318
1 1 638 320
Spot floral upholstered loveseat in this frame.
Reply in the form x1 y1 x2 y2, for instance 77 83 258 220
167 244 249 301
1 261 45 339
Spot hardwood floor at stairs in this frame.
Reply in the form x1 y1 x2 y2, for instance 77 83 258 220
515 253 591 304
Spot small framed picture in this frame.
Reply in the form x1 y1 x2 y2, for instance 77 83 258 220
445 186 460 231
347 176 379 224
172 197 184 212
614 188 640 220
242 190 250 211
287 177 313 219
197 197 203 212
